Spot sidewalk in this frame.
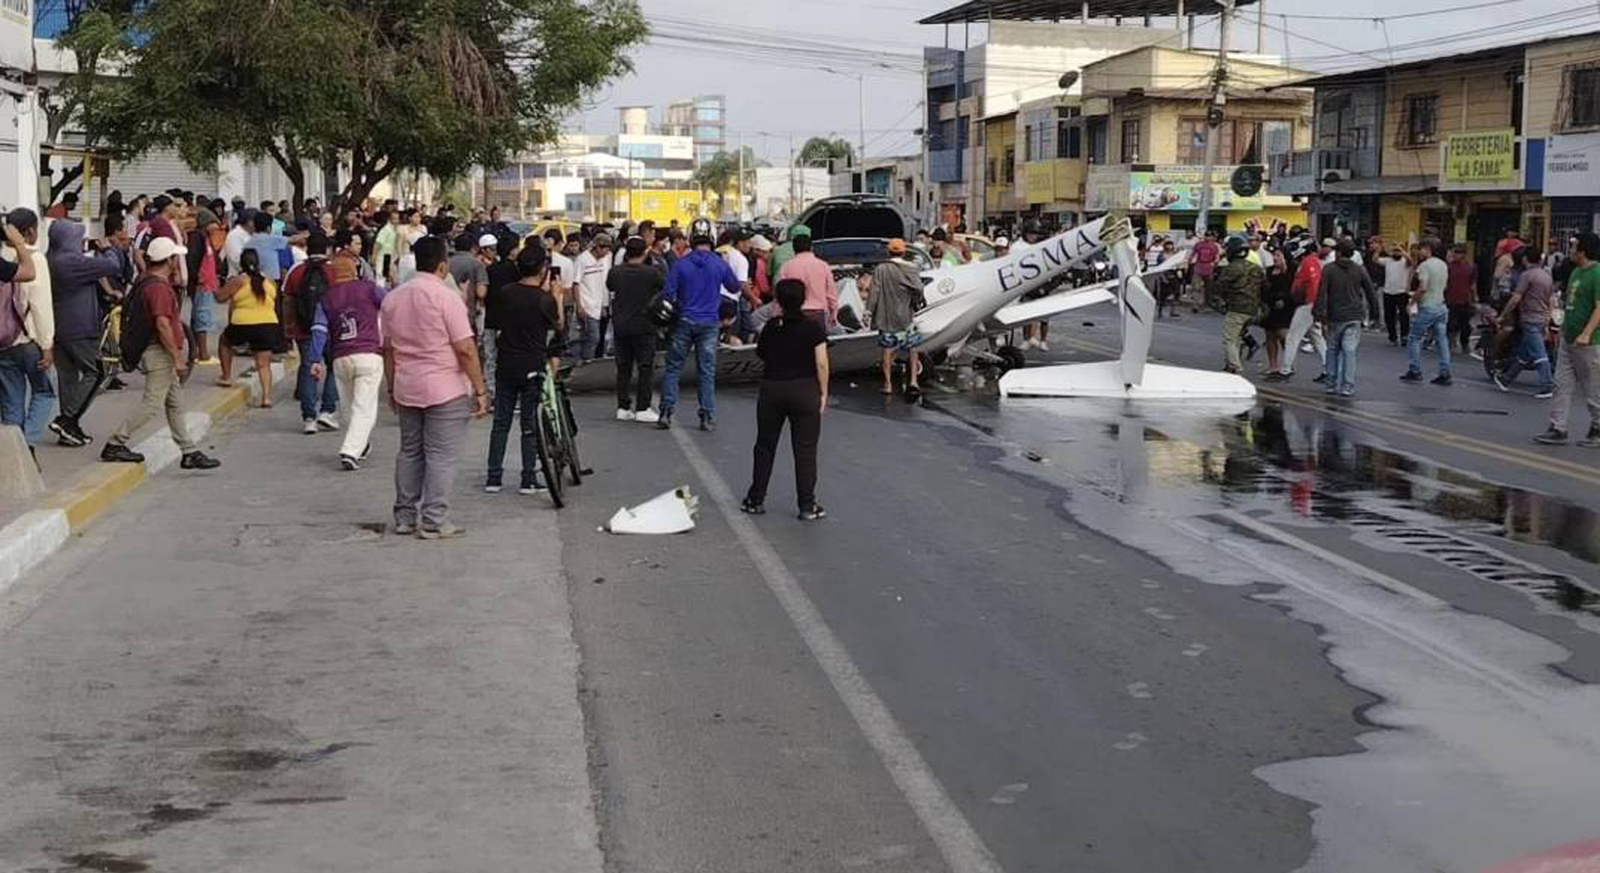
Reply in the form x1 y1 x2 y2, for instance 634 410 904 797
0 358 288 593
0 412 600 873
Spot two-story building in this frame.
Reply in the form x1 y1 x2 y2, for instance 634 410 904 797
1079 45 1312 236
1530 34 1600 245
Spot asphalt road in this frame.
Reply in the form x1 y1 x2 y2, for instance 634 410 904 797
4 309 1599 873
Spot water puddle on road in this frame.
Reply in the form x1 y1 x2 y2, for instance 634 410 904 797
911 393 1600 873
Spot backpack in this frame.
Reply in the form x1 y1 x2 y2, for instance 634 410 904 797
295 260 332 332
119 275 166 371
0 278 27 347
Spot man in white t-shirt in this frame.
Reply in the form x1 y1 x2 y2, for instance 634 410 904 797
573 234 612 359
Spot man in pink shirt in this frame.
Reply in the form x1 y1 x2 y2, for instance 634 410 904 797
776 230 837 327
381 236 490 539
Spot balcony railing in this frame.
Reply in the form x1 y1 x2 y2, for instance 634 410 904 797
1271 147 1355 196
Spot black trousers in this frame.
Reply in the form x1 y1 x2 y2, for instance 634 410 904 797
1448 303 1475 353
54 336 104 423
614 332 656 412
1383 294 1411 343
747 377 821 510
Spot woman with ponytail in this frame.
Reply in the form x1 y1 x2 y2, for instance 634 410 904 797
741 278 829 521
215 247 282 406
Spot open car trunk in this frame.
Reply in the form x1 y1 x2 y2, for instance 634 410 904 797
796 195 914 242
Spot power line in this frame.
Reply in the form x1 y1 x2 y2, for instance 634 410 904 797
1268 0 1529 20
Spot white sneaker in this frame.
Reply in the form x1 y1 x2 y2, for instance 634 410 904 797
302 419 318 435
315 412 340 432
616 408 636 422
1037 340 1050 351
633 409 660 424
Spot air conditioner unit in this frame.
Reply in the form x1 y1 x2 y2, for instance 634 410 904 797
1321 168 1353 183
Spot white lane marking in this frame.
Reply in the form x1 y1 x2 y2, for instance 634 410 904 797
669 427 1005 873
1217 510 1446 608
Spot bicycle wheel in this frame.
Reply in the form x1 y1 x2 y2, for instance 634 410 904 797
558 388 584 486
537 405 565 508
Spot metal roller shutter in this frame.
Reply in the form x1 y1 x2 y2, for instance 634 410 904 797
106 149 219 202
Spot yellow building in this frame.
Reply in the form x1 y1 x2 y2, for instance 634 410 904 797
1077 46 1313 235
983 112 1022 220
1015 96 1089 224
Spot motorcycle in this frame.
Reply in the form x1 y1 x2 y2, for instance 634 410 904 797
1477 303 1562 380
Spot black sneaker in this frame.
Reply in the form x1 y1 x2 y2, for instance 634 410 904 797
1580 427 1600 449
484 475 503 494
1533 427 1569 446
740 498 765 515
1492 372 1509 392
1312 373 1328 385
656 411 673 430
49 417 85 447
1535 389 1555 400
699 412 715 432
519 477 547 495
69 421 93 445
100 442 144 464
798 504 828 522
339 454 361 471
1400 371 1424 382
1430 374 1453 386
180 451 221 470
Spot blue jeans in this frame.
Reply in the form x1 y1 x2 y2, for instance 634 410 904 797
1405 304 1452 378
659 321 718 419
295 338 338 420
486 367 542 484
575 315 601 360
0 342 57 446
1323 321 1362 394
1499 321 1554 391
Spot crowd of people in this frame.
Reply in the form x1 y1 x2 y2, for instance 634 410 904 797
1164 223 1600 445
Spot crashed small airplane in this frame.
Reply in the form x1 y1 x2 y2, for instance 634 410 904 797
564 214 1254 400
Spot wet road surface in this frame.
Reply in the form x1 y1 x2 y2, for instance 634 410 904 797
565 309 1600 873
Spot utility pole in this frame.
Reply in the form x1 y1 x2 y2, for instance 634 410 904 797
1195 0 1234 238
858 73 867 192
789 133 797 217
736 132 745 221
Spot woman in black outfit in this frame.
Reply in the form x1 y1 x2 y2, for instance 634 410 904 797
741 278 830 521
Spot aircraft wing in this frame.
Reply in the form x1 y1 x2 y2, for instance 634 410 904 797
992 281 1117 327
989 250 1191 328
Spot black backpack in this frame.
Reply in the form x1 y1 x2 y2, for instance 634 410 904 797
119 275 168 371
294 259 332 332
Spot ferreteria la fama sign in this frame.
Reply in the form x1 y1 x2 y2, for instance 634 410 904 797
1439 128 1520 191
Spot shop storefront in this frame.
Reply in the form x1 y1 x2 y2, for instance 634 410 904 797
1084 164 1306 238
1545 133 1600 245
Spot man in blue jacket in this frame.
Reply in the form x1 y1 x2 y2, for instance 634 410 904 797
658 227 740 431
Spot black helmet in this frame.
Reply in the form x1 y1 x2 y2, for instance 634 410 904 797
1022 218 1045 239
1224 234 1250 260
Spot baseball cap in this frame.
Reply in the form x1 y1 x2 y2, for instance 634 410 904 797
1321 237 1337 248
146 237 187 263
994 236 1010 248
886 238 907 255
749 234 773 253
591 233 613 248
478 233 498 249
789 223 812 239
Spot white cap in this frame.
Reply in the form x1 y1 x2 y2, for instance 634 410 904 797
145 237 188 263
478 233 499 249
995 236 1010 248
1321 237 1337 248
749 234 773 252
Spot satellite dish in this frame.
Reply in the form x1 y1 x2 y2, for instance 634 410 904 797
1058 71 1080 90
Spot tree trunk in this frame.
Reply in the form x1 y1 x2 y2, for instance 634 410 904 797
265 141 307 215
334 150 395 216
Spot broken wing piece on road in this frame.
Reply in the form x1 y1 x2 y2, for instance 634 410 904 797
606 486 700 535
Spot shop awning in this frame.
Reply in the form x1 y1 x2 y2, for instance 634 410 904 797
1322 175 1436 196
920 0 1255 25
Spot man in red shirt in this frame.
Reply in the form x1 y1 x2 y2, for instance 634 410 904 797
99 237 220 469
1444 244 1479 355
1273 237 1328 380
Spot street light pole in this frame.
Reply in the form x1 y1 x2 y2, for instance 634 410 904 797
859 72 867 185
1195 0 1234 238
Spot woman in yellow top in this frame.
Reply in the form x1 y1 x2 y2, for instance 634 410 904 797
215 248 282 407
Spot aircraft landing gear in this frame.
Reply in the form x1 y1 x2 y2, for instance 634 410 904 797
996 345 1027 373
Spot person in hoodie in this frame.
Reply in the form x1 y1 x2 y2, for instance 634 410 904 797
1313 238 1381 398
46 220 125 447
306 255 387 471
657 227 741 431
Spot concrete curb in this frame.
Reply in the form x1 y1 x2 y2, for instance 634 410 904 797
0 360 290 594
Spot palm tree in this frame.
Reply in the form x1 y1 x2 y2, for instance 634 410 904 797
692 147 768 217
798 137 854 169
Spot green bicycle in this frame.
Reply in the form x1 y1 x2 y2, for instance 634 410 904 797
535 360 585 508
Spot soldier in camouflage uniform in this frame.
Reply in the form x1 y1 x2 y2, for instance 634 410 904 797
1216 235 1264 374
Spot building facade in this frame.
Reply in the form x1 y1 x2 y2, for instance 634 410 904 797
663 95 727 167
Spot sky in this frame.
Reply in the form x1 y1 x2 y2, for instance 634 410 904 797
581 0 1600 164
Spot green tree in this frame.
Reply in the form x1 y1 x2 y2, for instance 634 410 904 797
798 136 854 169
60 0 646 213
691 146 767 216
36 0 141 206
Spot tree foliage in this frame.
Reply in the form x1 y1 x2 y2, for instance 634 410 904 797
61 0 647 211
691 146 766 215
798 136 854 168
